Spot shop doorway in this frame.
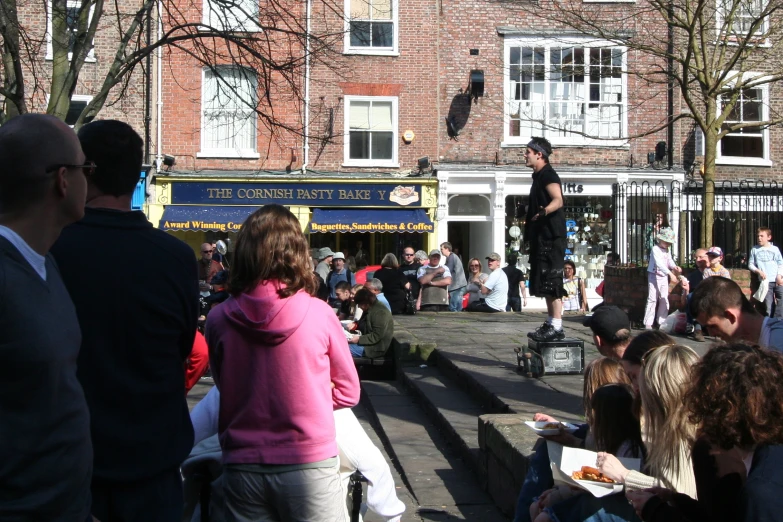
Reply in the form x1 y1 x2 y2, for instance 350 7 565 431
447 221 492 266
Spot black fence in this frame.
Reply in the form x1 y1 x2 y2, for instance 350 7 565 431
680 180 783 268
612 181 681 266
612 180 783 268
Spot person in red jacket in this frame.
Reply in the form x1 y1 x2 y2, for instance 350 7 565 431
185 331 209 393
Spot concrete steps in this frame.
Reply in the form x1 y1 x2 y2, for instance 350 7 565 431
361 380 508 521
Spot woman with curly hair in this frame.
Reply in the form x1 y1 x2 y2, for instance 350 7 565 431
628 343 783 522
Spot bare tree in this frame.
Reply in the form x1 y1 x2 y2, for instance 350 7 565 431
0 0 345 139
532 0 783 247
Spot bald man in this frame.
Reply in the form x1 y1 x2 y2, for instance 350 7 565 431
198 241 224 293
0 114 93 520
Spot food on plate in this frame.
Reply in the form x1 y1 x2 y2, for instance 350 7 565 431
571 466 616 484
542 422 564 430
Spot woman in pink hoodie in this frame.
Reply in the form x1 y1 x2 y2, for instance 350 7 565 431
206 204 361 521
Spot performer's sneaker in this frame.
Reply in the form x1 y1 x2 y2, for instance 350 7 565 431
533 326 566 342
527 322 551 338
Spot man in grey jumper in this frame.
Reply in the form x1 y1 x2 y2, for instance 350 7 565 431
0 114 93 520
441 241 467 311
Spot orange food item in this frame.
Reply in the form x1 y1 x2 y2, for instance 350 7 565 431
571 465 615 483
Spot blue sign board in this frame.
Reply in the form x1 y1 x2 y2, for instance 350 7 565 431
171 182 425 207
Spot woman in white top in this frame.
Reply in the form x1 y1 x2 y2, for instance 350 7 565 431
465 258 489 307
562 260 588 312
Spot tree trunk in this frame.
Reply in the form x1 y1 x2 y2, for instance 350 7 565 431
701 125 718 249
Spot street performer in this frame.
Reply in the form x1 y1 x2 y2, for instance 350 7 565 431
524 137 568 341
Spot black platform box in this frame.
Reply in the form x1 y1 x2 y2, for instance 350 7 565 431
527 338 585 375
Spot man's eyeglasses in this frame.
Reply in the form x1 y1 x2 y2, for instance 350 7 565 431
403 253 414 256
202 249 214 254
46 161 97 177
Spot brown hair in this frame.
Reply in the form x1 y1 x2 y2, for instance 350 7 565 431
621 330 675 366
353 288 377 306
685 343 783 450
582 357 631 426
591 384 644 458
689 276 756 320
229 205 317 298
757 227 772 237
381 253 399 269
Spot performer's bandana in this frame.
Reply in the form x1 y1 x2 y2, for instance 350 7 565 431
527 141 549 159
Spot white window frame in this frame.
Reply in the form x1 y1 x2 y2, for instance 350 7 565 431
202 0 261 32
343 0 399 56
46 0 96 62
717 77 771 166
198 67 260 159
44 93 93 127
502 36 628 148
343 95 399 167
715 0 769 42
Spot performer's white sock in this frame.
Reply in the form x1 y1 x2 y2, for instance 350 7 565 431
552 318 563 330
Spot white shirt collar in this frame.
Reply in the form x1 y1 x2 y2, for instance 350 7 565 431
0 225 47 280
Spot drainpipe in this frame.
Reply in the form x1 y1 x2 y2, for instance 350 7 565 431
144 3 153 162
667 0 674 169
155 0 164 171
301 0 312 175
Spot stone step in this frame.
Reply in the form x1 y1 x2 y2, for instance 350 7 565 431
361 380 508 521
400 365 486 481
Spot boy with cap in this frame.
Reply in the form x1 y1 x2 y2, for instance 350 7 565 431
583 305 633 360
466 253 509 313
417 250 452 311
316 247 335 281
644 226 682 330
704 246 731 279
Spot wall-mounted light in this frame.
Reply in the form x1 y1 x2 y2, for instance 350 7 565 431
162 154 176 170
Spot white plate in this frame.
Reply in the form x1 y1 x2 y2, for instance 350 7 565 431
340 320 354 328
524 421 580 436
573 478 619 488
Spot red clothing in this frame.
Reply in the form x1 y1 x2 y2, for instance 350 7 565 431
198 259 223 283
185 331 209 393
206 281 360 465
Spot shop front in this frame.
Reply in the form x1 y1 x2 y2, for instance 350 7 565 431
148 176 438 264
435 167 684 295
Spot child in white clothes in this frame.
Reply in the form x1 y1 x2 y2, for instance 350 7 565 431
644 227 682 329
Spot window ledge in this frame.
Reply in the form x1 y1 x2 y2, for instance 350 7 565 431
717 157 771 167
343 49 399 57
501 141 629 149
197 151 261 159
45 53 96 63
342 161 400 168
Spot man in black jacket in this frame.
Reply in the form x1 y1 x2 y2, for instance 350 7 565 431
51 120 198 522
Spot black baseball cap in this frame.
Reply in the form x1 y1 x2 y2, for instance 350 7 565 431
584 306 630 341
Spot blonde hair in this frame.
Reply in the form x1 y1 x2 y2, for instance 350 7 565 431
582 357 631 425
639 344 699 489
381 253 399 269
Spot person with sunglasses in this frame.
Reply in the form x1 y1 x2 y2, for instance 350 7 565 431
51 120 200 521
198 242 225 294
0 114 92 520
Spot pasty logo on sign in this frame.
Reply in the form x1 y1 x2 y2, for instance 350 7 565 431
389 186 419 206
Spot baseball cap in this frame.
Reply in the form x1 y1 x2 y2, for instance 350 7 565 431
584 305 630 341
428 249 441 257
707 246 723 258
332 252 345 260
485 252 501 261
318 247 335 259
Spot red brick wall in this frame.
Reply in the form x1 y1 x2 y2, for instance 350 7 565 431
13 0 147 149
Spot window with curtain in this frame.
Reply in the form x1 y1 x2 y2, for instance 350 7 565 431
345 0 397 53
200 67 258 157
203 0 260 31
505 38 626 145
344 97 397 165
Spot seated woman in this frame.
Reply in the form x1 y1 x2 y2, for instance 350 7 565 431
373 253 410 315
627 343 783 522
348 289 394 358
562 260 588 313
465 258 489 308
535 344 699 522
530 383 644 521
513 357 631 522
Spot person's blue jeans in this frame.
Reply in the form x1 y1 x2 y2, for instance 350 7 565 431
449 287 467 312
507 296 522 312
763 282 783 318
348 344 365 357
513 424 589 522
